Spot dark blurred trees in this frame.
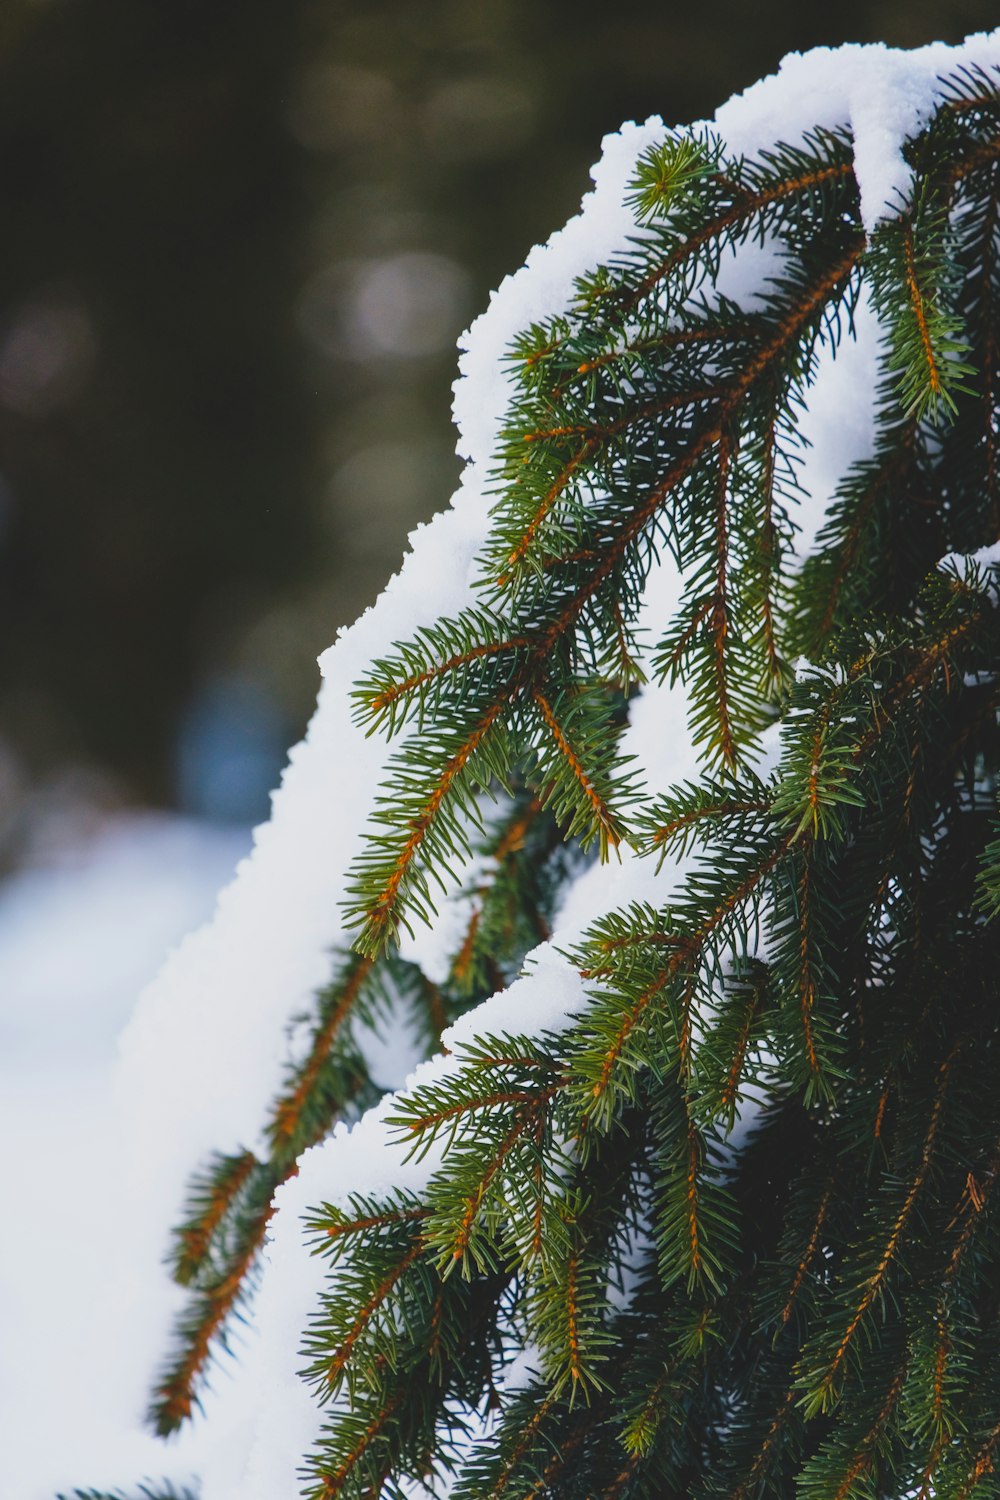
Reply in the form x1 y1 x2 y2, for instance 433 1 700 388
0 0 314 818
0 0 993 834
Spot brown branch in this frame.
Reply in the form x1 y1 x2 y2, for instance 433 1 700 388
686 1115 703 1276
604 1454 643 1500
403 1086 556 1138
323 1206 429 1242
533 689 621 854
651 797 771 848
873 1085 890 1141
656 597 714 681
539 241 865 660
174 1150 258 1281
720 1004 757 1120
451 798 550 989
519 1413 594 1499
624 161 855 312
451 907 482 989
565 1247 584 1384
503 440 596 575
496 796 544 858
530 1108 546 1260
569 326 751 385
829 1360 908 1500
625 1341 695 1453
918 1433 949 1500
483 1394 556 1498
164 969 378 1431
363 697 507 946
369 637 529 715
944 1137 1000 1282
781 1180 835 1325
852 613 982 760
462 1051 554 1071
955 1416 1000 1500
816 1047 957 1395
587 971 674 1102
451 1094 554 1262
585 927 688 965
521 382 725 444
526 156 855 397
269 957 373 1149
589 835 792 1108
902 221 944 400
326 1241 424 1388
318 1389 403 1498
727 1388 798 1500
363 242 862 952
152 1175 283 1432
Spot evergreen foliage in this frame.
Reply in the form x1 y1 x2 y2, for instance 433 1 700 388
153 59 1000 1500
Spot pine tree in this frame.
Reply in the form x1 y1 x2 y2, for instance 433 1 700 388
106 41 1000 1500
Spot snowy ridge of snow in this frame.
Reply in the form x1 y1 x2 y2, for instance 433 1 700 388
713 35 1000 230
26 31 1000 1500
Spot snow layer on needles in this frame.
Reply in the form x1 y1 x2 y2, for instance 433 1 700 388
714 34 1000 230
34 29 1000 1500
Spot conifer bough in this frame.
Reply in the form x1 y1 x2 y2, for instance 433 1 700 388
87 35 1000 1500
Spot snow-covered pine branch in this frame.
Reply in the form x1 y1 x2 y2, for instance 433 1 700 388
54 31 1000 1500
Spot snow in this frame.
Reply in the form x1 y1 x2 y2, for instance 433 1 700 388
0 817 244 1068
793 282 882 558
939 539 1000 600
713 37 1000 231
8 29 1000 1500
0 815 247 1500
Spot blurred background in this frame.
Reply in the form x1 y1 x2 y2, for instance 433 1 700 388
0 0 994 1006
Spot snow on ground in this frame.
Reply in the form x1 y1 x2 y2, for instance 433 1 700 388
0 815 248 1499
